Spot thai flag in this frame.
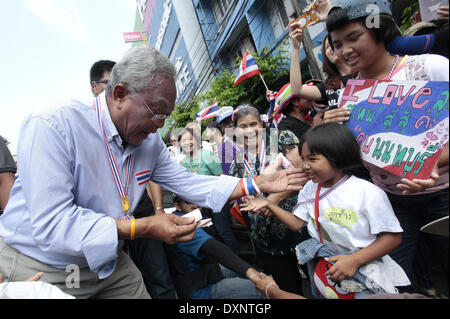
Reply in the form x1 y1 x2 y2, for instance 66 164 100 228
135 169 151 186
196 100 219 122
234 51 261 86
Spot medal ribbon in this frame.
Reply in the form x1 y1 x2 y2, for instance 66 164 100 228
243 140 266 176
314 175 350 242
94 97 134 212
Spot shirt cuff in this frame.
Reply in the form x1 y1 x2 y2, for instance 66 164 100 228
81 216 119 279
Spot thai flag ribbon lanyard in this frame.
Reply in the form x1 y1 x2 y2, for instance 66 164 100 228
314 175 350 242
94 97 134 214
243 139 266 176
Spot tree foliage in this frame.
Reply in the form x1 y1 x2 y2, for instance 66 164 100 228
166 44 291 138
398 0 420 33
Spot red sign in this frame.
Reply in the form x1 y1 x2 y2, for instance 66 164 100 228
123 32 144 43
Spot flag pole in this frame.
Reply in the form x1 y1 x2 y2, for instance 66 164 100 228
259 73 269 91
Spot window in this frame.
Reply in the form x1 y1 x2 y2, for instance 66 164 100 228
212 0 233 24
267 0 290 38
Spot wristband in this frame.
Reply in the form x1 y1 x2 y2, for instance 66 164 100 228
252 176 262 195
130 218 136 240
239 179 247 197
246 176 255 195
265 282 279 299
240 177 263 197
155 207 164 211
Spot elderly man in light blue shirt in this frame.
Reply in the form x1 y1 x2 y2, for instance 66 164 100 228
0 47 306 298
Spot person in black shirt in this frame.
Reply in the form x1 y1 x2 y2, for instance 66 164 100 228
0 136 16 213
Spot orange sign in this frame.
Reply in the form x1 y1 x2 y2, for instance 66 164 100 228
292 7 320 29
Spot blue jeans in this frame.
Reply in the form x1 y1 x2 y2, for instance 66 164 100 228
387 188 449 290
210 265 265 299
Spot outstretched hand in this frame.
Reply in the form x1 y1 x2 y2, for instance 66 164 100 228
241 196 272 216
256 167 308 194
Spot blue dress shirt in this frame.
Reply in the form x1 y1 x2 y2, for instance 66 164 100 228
0 93 239 279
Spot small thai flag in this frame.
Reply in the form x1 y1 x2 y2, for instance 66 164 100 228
267 91 279 128
196 100 219 122
234 51 261 86
135 169 151 186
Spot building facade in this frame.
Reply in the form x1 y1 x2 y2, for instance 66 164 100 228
136 0 327 106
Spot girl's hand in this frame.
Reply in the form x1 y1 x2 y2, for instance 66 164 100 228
250 272 277 295
266 90 273 102
437 6 449 20
323 107 351 124
288 20 303 50
240 195 270 213
307 0 332 26
396 165 439 194
324 255 360 282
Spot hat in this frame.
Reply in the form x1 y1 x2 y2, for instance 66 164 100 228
216 106 234 123
278 130 300 146
404 21 437 36
278 130 300 154
420 216 449 237
274 83 293 115
330 0 392 20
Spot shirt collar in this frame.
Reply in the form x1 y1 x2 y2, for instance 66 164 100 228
97 92 121 144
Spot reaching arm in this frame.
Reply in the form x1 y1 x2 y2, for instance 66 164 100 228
115 213 196 244
228 168 308 201
241 196 306 231
200 238 255 278
249 272 306 299
289 20 322 100
146 181 165 214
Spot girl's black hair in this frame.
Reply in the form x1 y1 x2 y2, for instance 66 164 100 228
326 8 401 48
300 123 366 177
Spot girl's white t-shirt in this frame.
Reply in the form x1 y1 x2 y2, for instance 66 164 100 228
293 176 403 255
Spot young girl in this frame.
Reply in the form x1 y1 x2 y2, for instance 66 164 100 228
323 0 449 291
228 105 308 295
242 123 410 298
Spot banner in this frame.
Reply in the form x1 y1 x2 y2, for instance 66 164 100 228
339 79 449 180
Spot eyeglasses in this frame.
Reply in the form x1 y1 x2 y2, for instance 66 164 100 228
95 80 109 85
135 94 170 121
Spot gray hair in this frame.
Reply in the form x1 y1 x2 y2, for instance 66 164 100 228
105 47 177 97
232 104 262 127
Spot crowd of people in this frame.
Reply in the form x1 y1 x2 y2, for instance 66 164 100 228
0 0 448 300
